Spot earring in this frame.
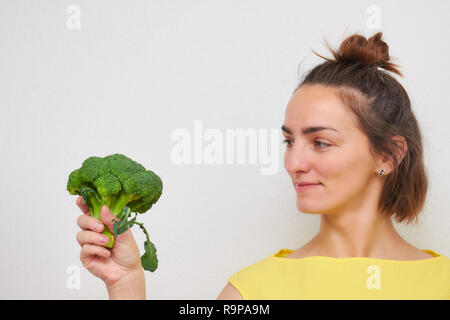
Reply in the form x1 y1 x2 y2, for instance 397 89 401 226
379 169 385 176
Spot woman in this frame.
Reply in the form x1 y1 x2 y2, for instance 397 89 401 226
75 32 450 299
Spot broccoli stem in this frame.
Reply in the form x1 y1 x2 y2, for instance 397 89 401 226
109 191 139 218
81 187 115 248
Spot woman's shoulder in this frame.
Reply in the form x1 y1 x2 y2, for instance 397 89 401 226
228 251 282 283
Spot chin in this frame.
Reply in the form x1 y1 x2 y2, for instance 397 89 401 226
296 199 325 214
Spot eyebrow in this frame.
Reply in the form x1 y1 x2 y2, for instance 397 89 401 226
281 124 339 135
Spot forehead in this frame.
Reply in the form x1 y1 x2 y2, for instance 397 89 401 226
284 85 358 134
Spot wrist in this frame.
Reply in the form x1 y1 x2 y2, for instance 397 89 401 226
106 268 145 300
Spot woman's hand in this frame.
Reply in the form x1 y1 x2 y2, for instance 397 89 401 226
75 196 145 299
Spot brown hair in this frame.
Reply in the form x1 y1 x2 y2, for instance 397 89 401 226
294 32 428 225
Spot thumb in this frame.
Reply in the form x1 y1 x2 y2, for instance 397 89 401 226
100 205 118 233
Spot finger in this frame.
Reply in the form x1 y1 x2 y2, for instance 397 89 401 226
77 230 110 247
80 244 111 265
100 205 119 233
77 215 104 232
76 196 90 215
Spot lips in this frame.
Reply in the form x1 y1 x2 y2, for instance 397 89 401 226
296 182 320 186
296 183 321 192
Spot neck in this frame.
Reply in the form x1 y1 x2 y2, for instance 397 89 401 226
311 211 406 258
309 180 409 259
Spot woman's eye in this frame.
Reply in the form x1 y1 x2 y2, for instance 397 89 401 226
314 141 330 148
282 139 292 147
282 139 330 149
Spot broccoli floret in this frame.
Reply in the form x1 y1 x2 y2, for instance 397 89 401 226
67 169 83 195
79 157 104 188
94 174 122 209
67 153 163 272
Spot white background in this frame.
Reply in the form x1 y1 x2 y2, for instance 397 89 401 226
0 0 449 299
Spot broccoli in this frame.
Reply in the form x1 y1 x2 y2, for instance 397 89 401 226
67 153 163 272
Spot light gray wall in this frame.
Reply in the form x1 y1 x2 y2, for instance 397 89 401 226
0 0 449 299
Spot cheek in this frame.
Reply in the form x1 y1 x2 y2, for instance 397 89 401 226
320 149 372 190
316 159 348 186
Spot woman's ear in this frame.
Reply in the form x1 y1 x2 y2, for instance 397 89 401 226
377 135 408 174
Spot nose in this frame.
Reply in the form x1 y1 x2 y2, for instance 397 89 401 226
284 141 313 175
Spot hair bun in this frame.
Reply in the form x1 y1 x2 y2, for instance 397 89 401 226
313 32 403 77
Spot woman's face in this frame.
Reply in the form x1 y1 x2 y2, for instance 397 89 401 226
282 84 379 215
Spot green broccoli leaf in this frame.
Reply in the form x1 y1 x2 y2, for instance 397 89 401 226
141 240 158 272
112 210 158 272
134 221 158 272
113 206 131 236
128 215 136 229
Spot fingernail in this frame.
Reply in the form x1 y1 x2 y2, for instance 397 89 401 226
101 235 109 243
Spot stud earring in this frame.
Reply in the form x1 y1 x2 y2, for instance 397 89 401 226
379 169 385 176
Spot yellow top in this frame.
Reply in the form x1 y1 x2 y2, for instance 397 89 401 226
228 248 450 300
